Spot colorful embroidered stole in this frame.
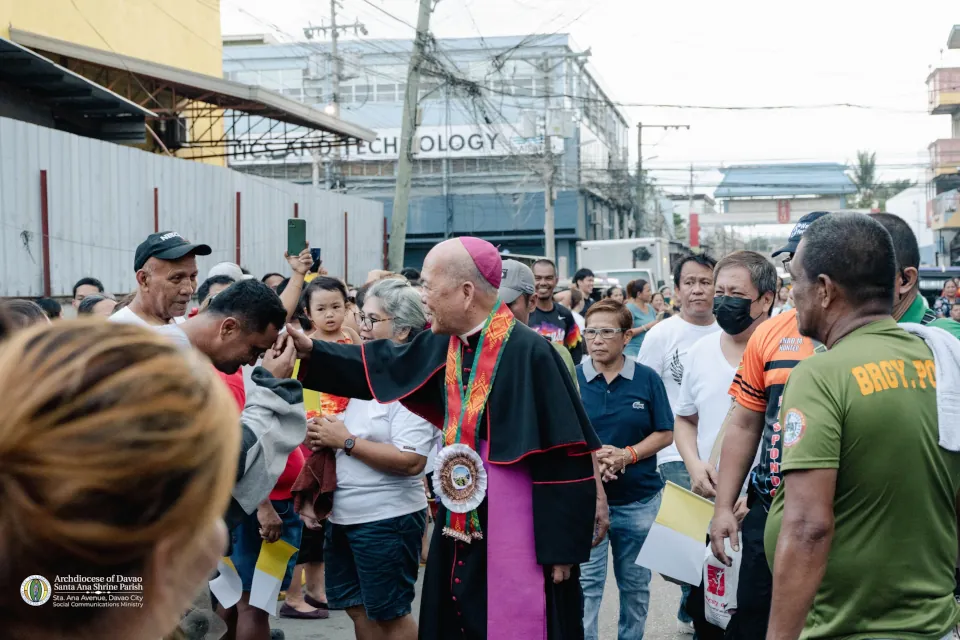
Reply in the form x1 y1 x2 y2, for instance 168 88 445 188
441 300 515 541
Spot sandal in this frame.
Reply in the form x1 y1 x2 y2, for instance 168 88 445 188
279 603 329 620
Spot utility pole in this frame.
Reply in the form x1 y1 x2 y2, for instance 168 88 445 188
303 6 366 190
533 50 590 260
388 0 433 271
541 52 556 261
635 123 690 237
687 163 694 244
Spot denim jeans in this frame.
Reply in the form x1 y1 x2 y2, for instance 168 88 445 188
659 461 694 625
580 492 661 640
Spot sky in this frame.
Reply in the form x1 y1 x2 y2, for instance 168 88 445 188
221 0 959 197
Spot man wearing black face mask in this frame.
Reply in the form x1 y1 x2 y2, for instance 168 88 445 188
674 251 778 639
675 251 777 502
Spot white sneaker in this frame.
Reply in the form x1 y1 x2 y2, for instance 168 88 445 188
677 620 695 635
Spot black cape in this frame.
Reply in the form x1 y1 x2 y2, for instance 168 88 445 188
299 322 601 640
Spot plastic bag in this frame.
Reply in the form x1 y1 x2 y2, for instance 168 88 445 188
703 533 742 630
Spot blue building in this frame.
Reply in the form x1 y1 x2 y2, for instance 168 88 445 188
222 34 631 271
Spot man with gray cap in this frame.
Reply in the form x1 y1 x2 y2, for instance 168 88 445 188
111 230 211 327
501 259 578 381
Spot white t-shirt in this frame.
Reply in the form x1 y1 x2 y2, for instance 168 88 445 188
109 306 185 327
330 399 437 525
675 332 736 463
637 314 720 465
153 323 191 347
675 331 760 492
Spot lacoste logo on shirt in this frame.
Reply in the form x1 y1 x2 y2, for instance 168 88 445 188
632 401 645 410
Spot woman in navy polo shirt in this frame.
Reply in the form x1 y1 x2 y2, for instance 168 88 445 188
576 299 674 640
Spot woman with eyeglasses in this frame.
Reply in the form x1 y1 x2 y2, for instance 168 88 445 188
305 277 438 640
576 300 674 640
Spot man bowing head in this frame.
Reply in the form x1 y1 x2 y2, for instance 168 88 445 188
289 236 600 640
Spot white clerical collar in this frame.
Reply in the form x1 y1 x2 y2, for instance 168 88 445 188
458 320 486 345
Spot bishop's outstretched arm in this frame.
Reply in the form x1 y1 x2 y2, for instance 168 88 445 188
298 339 374 400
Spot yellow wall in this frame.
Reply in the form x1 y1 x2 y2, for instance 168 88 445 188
0 0 224 164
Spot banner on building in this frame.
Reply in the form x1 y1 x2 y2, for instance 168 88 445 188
230 124 564 164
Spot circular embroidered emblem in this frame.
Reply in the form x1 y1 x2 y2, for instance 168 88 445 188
432 444 487 514
783 409 806 447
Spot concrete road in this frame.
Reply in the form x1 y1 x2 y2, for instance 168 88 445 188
274 559 690 640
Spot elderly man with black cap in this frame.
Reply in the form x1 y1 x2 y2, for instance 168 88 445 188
111 230 211 327
288 238 601 640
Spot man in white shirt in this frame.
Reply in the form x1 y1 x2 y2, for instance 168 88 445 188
110 230 211 327
672 250 776 638
636 253 719 633
675 251 776 500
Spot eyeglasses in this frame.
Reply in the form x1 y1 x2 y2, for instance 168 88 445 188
584 328 625 340
358 312 393 330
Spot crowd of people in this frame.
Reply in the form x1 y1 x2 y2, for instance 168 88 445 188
2 210 960 640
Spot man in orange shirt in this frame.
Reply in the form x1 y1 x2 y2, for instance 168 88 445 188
707 212 827 640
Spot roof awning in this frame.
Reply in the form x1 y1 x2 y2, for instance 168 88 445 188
0 36 156 144
9 28 376 154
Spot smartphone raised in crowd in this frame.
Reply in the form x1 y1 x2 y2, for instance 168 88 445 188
310 248 322 273
287 218 306 256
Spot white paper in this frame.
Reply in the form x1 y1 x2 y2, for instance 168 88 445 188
248 568 283 616
208 559 243 610
635 524 706 586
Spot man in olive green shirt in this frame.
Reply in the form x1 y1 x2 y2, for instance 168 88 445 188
765 213 960 640
869 213 960 340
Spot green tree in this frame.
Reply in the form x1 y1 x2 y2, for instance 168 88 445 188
850 150 915 211
673 212 686 240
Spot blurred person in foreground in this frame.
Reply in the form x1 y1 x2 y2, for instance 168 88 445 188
0 299 50 331
286 237 600 640
0 320 239 640
577 300 674 640
110 231 211 327
637 254 719 633
77 294 117 317
306 277 435 640
765 213 960 639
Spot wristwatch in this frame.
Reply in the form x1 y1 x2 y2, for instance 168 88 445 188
344 437 356 456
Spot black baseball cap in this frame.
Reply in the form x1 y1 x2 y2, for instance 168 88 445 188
134 231 212 271
771 211 831 258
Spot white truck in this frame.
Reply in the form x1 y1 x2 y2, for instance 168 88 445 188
575 237 673 289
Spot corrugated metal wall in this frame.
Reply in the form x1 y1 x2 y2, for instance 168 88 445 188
0 117 385 297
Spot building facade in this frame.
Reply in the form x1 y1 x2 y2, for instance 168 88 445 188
222 34 632 272
926 25 960 266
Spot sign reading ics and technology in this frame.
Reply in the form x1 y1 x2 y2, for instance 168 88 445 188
230 124 564 164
